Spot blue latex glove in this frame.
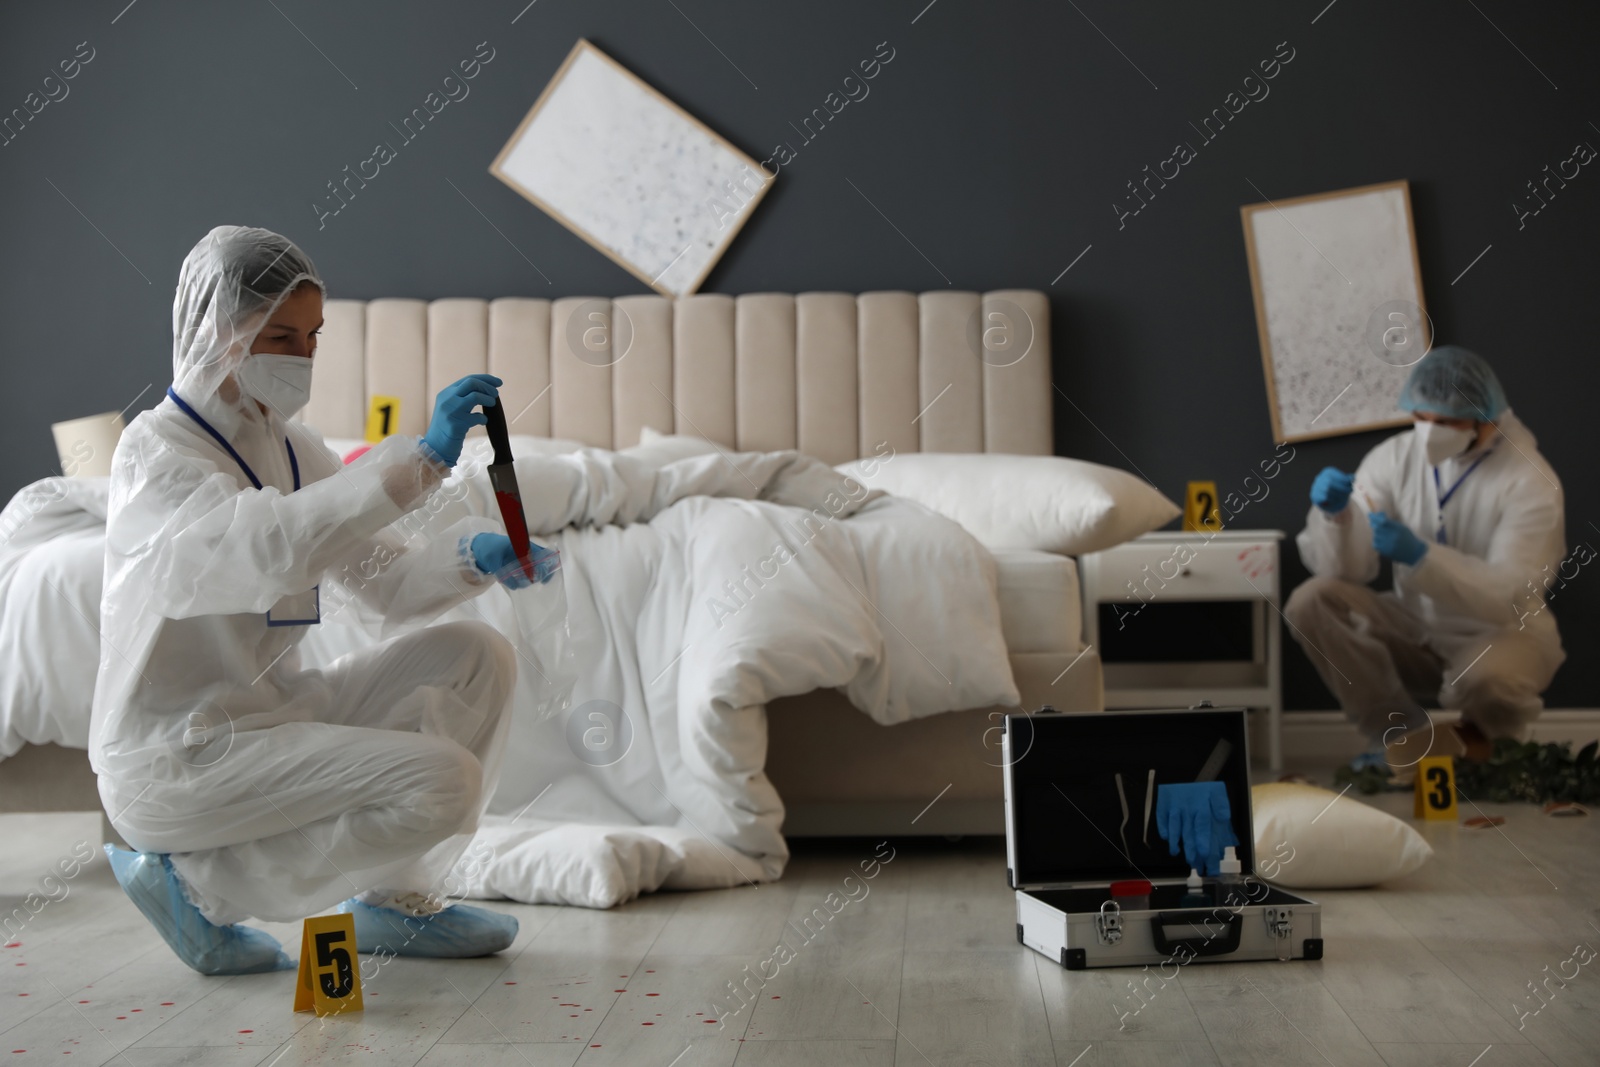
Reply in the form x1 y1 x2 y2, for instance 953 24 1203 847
1156 782 1239 876
1369 511 1429 566
471 533 559 588
1310 467 1354 513
421 373 502 467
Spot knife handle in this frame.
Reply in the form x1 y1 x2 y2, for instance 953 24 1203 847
483 400 513 466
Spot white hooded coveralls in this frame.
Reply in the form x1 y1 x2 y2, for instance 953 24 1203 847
90 226 515 924
1289 411 1566 741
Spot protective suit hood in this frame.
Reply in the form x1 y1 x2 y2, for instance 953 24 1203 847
171 225 324 410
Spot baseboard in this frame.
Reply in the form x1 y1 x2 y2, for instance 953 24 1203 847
1273 709 1600 763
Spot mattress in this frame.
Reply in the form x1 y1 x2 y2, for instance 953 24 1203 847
320 441 1087 658
992 548 1082 655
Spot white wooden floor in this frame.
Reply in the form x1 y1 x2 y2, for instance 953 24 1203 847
3 781 1598 1067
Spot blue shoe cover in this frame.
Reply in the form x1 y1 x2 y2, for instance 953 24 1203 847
1349 747 1388 772
104 846 294 976
339 896 518 958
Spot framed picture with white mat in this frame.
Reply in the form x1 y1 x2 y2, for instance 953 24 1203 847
1240 180 1431 443
490 39 773 298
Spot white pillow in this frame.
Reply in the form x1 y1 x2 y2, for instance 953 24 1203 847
622 426 726 466
1250 782 1433 889
460 434 587 462
321 435 585 464
834 452 1179 555
322 437 369 463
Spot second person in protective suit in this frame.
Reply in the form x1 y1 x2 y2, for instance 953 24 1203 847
91 226 547 976
1287 346 1566 775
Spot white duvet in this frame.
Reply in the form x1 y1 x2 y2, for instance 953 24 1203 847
0 446 1018 908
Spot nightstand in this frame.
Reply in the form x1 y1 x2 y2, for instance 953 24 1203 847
1079 530 1285 769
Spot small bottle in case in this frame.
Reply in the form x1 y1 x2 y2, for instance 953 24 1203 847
1218 846 1242 886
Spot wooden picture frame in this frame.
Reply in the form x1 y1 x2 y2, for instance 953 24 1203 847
1240 180 1431 443
490 39 774 298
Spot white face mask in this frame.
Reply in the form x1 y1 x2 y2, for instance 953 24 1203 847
237 354 313 418
1415 420 1475 466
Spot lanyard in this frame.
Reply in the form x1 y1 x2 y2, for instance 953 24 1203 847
167 387 299 491
1431 445 1496 544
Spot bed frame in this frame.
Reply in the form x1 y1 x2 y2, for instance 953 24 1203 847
2 290 1102 840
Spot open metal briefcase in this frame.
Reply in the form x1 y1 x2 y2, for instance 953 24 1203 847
1003 706 1322 969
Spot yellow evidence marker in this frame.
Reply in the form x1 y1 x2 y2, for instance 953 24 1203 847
1413 755 1460 821
365 395 402 443
1183 481 1223 533
293 913 365 1016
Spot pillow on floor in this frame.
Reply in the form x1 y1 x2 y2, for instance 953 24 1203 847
1251 782 1433 889
834 452 1180 555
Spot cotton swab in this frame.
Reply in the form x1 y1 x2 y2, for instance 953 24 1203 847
1142 769 1155 846
1114 773 1130 859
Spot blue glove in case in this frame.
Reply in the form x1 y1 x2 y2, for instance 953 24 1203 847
1004 706 1322 969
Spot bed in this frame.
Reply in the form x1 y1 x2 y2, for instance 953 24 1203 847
1 289 1103 882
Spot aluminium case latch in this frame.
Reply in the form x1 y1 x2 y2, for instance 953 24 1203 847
1094 900 1123 946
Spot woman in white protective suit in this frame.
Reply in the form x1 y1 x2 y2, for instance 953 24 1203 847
1286 345 1566 776
92 226 549 975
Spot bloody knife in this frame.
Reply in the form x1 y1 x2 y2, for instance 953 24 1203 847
482 399 536 583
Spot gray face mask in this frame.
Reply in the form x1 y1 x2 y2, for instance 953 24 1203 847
1414 419 1475 466
237 354 313 418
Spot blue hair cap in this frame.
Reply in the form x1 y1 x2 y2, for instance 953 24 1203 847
1397 345 1507 420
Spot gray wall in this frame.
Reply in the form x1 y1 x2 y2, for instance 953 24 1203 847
1 0 1594 710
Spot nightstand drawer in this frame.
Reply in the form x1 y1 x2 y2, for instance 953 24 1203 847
1087 538 1278 602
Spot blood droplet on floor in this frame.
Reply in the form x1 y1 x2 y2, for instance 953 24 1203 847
641 1021 654 1026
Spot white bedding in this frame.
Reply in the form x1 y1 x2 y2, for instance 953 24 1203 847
0 446 1020 908
0 478 109 756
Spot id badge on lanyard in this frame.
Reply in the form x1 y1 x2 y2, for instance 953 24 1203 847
168 386 322 628
267 585 321 627
1432 445 1496 545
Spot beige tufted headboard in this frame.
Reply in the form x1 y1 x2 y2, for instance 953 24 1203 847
304 290 1051 464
